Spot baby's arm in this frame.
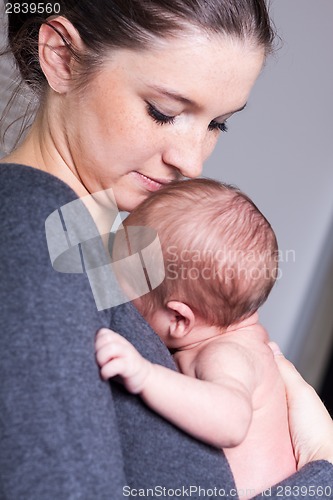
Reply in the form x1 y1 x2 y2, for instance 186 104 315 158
95 329 256 448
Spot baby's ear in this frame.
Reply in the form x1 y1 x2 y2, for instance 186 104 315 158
167 301 195 339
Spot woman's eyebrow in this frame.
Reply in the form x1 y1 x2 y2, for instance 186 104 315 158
231 103 247 114
218 102 247 119
147 84 196 105
146 84 247 114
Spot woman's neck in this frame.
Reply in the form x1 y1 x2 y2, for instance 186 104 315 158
2 116 118 247
2 107 89 198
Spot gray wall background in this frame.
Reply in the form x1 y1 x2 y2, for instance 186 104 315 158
1 1 332 388
205 0 333 389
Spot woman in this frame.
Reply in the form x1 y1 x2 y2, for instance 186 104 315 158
0 1 332 498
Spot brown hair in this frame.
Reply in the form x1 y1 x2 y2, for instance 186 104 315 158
121 178 278 329
7 0 275 90
1 0 275 146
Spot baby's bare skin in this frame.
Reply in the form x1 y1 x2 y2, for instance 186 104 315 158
96 315 296 498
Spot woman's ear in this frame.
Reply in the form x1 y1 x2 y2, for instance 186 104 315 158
38 17 83 93
167 301 195 339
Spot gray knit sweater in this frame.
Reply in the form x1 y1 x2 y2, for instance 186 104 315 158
1 164 332 500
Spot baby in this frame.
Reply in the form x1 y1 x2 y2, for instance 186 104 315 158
95 178 297 498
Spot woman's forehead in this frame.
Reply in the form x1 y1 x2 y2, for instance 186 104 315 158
99 34 265 115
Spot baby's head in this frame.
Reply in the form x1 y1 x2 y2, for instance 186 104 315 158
114 178 278 347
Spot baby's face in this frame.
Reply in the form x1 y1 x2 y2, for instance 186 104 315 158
133 298 175 347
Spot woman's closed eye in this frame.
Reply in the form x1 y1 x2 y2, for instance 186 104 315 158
146 102 228 133
146 102 175 125
208 120 228 133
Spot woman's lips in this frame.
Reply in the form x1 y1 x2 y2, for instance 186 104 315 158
132 171 173 192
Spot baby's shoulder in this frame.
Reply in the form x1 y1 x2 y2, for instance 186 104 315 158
194 336 257 381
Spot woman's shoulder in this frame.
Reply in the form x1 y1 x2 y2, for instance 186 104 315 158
0 163 80 276
0 162 78 208
0 162 111 322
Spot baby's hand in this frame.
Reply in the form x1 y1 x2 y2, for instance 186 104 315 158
95 329 152 394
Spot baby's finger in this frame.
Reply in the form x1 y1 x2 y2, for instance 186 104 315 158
268 342 308 389
95 328 123 350
268 341 320 414
95 341 127 367
100 358 127 381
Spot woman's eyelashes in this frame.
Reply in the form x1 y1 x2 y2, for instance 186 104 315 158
208 120 228 133
146 102 175 125
146 102 228 133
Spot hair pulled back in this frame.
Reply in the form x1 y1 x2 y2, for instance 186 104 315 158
7 0 275 94
1 0 275 150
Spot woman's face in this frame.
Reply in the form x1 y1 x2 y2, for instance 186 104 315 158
63 34 264 211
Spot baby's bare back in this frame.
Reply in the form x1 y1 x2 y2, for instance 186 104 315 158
175 329 296 498
222 336 296 498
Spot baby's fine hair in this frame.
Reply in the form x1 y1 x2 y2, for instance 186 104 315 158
122 178 278 329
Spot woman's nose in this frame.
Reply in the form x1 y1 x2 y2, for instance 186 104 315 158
162 132 214 179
